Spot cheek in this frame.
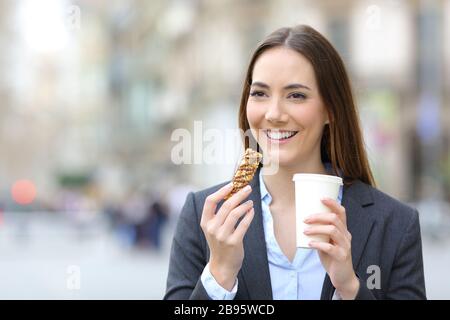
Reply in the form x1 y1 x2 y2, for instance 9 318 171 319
246 102 264 127
292 104 327 129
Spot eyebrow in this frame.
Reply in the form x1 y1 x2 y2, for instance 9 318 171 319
250 81 311 91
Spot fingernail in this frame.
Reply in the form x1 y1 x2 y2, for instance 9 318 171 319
321 197 330 202
243 185 252 192
246 200 253 206
303 217 310 223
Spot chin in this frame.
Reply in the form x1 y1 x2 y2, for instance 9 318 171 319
260 148 300 168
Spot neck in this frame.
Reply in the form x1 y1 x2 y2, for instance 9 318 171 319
261 159 328 207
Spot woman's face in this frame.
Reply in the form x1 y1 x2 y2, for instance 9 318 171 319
246 47 329 168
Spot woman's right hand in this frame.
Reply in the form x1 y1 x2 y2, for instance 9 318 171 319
200 182 255 291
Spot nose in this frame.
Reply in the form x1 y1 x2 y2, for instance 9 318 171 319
265 98 288 124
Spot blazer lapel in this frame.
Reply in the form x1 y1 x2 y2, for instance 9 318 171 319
320 180 375 300
240 168 273 299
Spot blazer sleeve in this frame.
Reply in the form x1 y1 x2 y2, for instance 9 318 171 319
355 209 427 300
385 209 427 299
163 192 211 300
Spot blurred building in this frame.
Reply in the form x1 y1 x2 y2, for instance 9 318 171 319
0 0 449 300
0 0 448 208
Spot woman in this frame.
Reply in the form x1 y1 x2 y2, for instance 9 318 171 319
164 25 426 300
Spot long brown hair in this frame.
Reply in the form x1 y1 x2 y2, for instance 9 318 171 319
238 25 375 187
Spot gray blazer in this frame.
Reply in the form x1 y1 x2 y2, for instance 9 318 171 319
164 168 426 300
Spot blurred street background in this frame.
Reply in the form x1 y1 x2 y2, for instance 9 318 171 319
0 0 449 299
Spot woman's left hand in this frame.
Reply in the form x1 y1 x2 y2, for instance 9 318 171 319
303 198 360 300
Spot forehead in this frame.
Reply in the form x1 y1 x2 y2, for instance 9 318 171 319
252 47 316 87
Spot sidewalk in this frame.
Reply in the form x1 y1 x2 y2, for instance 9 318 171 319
0 212 448 299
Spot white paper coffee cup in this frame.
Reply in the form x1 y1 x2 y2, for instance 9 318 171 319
292 174 343 248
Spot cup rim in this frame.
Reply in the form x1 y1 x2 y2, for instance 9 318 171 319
292 173 343 185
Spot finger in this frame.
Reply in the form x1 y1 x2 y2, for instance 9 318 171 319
230 207 255 242
308 241 339 257
304 224 348 248
201 182 233 226
321 198 347 226
218 200 254 236
309 241 349 262
214 185 252 226
304 213 347 235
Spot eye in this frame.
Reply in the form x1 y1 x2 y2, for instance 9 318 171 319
288 92 306 100
249 90 266 98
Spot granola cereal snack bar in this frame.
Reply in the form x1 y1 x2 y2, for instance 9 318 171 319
224 148 263 200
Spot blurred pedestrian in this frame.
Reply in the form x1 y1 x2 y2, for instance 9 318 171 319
148 200 169 251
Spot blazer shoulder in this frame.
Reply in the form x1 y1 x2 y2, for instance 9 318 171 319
193 180 231 199
357 180 418 222
186 180 232 216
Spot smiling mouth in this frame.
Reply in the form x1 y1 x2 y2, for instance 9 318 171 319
264 129 299 140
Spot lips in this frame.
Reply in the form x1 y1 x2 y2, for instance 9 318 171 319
264 129 299 140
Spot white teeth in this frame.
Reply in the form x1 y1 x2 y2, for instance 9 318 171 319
266 130 298 140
